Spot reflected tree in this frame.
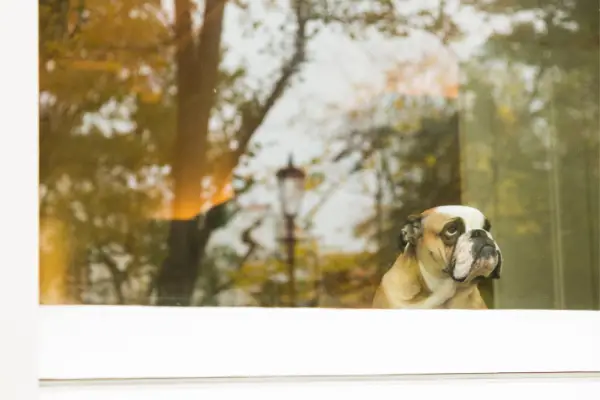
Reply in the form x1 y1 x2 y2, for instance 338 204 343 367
39 0 467 306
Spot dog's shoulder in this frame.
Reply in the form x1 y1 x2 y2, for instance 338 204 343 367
372 285 390 308
374 252 429 308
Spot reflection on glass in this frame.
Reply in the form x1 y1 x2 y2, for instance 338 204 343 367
276 156 306 218
39 0 599 309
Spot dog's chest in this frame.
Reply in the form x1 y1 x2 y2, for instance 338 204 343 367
420 263 447 292
419 263 456 303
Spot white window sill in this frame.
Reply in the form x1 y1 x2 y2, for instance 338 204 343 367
40 305 600 380
39 374 600 400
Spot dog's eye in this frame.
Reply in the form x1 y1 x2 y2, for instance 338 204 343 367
445 225 459 237
442 220 464 244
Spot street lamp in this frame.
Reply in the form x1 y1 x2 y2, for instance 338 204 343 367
276 154 306 307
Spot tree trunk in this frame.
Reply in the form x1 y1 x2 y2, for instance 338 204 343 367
155 0 309 306
156 0 226 306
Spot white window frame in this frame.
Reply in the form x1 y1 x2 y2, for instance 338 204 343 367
0 1 38 398
40 305 600 380
38 373 600 400
7 0 597 393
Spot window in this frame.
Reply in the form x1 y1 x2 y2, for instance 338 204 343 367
38 0 599 383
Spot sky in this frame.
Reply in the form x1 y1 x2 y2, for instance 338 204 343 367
158 0 516 256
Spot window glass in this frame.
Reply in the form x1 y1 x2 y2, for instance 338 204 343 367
39 0 599 309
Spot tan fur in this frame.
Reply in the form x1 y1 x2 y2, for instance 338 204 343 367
372 208 490 310
372 251 432 309
372 252 487 309
443 285 488 309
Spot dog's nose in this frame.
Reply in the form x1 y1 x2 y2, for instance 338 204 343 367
479 245 497 259
471 229 487 239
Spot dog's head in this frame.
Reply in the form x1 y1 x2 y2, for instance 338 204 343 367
398 205 502 283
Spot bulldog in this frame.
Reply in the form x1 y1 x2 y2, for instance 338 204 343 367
372 205 502 309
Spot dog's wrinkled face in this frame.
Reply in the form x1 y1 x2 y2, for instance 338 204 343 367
399 205 502 283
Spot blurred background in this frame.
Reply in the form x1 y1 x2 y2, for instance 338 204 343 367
39 0 599 309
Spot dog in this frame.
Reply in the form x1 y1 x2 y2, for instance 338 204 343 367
372 205 502 309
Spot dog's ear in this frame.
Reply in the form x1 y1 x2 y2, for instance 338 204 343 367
398 214 423 252
483 218 492 232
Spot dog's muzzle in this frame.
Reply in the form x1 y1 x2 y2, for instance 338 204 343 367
478 245 496 259
448 229 502 282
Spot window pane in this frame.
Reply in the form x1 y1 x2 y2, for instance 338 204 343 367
39 0 599 309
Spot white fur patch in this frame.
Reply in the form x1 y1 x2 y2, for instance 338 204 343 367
452 234 475 280
416 262 457 308
419 278 456 309
419 262 445 292
433 205 486 231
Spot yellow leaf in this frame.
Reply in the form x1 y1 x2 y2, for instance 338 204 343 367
69 60 123 73
40 217 71 304
393 97 405 109
139 89 162 104
497 105 516 124
516 221 541 235
425 155 437 167
305 172 325 191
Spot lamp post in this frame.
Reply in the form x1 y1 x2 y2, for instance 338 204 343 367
276 154 306 307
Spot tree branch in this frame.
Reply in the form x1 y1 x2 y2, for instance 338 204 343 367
238 217 264 267
209 216 265 296
211 0 310 183
97 248 127 305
